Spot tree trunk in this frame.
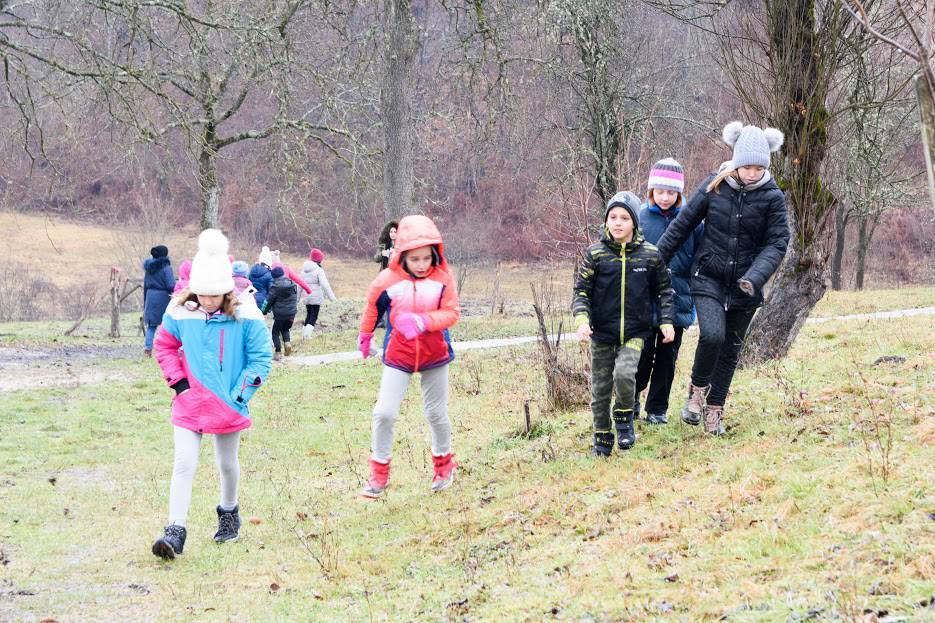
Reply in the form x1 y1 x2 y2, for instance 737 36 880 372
741 0 835 366
573 11 620 205
199 125 220 230
381 0 420 220
854 214 869 290
831 201 848 290
740 242 826 366
915 76 935 215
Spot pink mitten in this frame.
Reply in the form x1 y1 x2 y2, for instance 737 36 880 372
357 332 374 359
395 313 428 340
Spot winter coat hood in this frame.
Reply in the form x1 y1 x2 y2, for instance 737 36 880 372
144 256 171 275
388 215 450 274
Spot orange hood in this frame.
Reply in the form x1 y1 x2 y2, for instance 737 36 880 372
389 214 450 273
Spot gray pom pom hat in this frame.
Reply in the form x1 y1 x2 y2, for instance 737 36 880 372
721 121 784 169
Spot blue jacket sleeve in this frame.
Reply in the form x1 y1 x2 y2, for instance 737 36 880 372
231 318 273 406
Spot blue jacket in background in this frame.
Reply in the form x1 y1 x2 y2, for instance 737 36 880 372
143 257 176 326
248 263 273 309
638 202 704 328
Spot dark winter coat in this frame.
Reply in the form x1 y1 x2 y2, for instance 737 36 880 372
264 276 298 319
143 257 176 326
656 172 790 311
639 202 704 328
248 263 273 309
572 230 675 345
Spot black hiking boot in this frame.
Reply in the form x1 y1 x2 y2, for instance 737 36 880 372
613 409 636 450
152 524 187 560
591 431 614 457
214 505 241 543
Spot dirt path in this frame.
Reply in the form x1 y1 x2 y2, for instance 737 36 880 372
289 305 935 367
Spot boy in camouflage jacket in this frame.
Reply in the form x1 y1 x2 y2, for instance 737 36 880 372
573 191 675 456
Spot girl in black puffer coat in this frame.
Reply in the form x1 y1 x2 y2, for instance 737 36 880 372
656 121 790 435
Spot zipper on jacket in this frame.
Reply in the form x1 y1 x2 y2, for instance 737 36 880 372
219 328 225 372
412 280 421 371
619 243 626 345
725 191 745 311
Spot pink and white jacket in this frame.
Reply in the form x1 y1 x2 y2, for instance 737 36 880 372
154 297 272 434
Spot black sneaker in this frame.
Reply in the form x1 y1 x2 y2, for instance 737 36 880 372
214 505 241 543
646 411 668 425
613 409 636 450
152 524 187 560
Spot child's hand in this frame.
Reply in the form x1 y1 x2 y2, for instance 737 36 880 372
661 325 675 343
576 324 592 341
357 332 374 359
738 278 755 297
395 313 428 340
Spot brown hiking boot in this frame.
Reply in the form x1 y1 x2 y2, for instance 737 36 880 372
284 342 293 356
680 382 709 426
704 405 725 436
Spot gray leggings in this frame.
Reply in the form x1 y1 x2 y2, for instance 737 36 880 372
168 426 241 526
371 364 451 462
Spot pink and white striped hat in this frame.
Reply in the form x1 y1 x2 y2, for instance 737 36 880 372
647 158 685 194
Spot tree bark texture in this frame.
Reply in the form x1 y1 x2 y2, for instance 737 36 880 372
854 214 869 290
915 76 935 215
381 0 420 220
831 201 847 290
199 124 220 230
740 0 835 366
573 13 620 205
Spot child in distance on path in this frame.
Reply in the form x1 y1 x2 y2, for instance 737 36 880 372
151 229 272 560
300 248 336 339
262 266 298 360
573 191 675 456
248 246 274 310
142 245 176 356
634 159 704 425
655 122 790 435
172 259 191 295
357 215 460 498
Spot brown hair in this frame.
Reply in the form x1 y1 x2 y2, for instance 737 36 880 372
172 288 241 318
706 168 738 193
647 188 684 206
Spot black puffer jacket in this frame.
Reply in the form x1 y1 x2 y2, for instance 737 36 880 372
656 172 790 310
264 276 298 318
572 230 674 345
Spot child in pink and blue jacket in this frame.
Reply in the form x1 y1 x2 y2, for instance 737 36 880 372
151 229 272 560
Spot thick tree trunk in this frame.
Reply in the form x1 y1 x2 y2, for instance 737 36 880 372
831 201 847 290
381 0 419 220
740 242 826 366
199 125 220 230
741 0 835 366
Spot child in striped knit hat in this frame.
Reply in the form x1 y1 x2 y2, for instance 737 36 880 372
635 159 704 425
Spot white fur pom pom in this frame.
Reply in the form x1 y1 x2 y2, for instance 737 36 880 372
763 127 785 152
722 121 744 146
197 228 229 257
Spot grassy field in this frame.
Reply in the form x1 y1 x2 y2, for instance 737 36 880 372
1 289 934 621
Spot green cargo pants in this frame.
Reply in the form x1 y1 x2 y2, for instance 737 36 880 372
590 338 643 450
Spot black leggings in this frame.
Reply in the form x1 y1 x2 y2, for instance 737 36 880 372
690 296 756 407
272 316 295 352
304 304 320 327
634 327 685 415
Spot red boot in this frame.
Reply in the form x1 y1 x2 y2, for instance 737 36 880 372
360 458 391 498
431 453 458 492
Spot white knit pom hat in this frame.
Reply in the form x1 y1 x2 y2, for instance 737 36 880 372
189 229 235 295
722 121 784 168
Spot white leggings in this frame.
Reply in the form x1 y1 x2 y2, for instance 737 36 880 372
168 426 241 527
371 364 451 462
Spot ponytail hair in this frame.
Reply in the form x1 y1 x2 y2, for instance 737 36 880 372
706 167 738 193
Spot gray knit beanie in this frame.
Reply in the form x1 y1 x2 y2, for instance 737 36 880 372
722 121 784 169
603 191 641 232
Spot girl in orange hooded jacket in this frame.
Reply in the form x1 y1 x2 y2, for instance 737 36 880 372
357 215 460 498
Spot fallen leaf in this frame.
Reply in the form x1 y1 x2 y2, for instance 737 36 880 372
269 583 280 593
664 573 679 583
296 512 308 521
249 517 262 525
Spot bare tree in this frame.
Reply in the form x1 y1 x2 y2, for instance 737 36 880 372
0 1 353 229
846 0 935 215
